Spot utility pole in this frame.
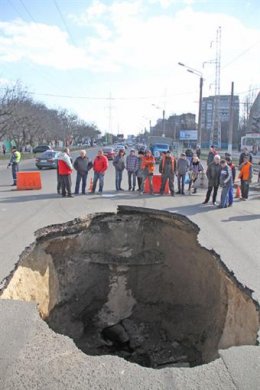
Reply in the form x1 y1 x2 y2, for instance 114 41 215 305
178 62 203 147
210 26 222 147
162 109 165 137
228 81 234 154
198 77 203 147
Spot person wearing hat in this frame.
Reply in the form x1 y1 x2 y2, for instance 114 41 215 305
126 149 138 191
238 155 253 200
159 150 176 196
113 149 125 191
207 145 217 166
218 159 232 208
202 154 221 205
225 156 236 206
7 146 21 186
188 155 204 194
176 152 190 195
140 150 155 195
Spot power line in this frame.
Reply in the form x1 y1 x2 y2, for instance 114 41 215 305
53 0 77 46
222 39 260 70
7 0 25 19
19 0 37 23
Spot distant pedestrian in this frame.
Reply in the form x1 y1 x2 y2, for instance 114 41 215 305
176 153 190 195
2 144 6 155
140 150 155 195
225 156 236 206
218 159 232 208
57 148 73 197
7 146 21 186
73 150 93 195
188 155 203 194
195 145 201 159
207 145 217 166
92 150 109 194
185 148 194 164
238 155 253 200
136 150 144 191
159 150 176 196
202 154 221 205
239 147 252 165
113 149 125 191
126 149 138 191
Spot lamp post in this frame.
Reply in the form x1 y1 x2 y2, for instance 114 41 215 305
152 104 166 137
178 62 203 147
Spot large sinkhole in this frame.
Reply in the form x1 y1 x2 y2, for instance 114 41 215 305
1 206 259 369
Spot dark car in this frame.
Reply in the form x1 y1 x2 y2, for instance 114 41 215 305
103 147 115 160
33 145 51 154
35 150 59 169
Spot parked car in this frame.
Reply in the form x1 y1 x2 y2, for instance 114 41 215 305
35 150 59 169
114 144 125 153
33 145 51 154
103 147 116 160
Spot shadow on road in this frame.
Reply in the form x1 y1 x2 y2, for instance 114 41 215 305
163 203 219 216
222 214 260 222
0 193 60 203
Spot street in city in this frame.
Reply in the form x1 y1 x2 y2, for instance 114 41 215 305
0 149 260 390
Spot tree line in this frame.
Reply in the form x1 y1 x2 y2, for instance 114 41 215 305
0 82 100 149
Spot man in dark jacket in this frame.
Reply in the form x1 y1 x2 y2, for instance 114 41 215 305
202 154 221 205
207 145 217 166
73 150 92 195
159 151 176 196
239 147 252 165
113 149 125 191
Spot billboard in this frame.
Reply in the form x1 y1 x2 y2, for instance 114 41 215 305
179 130 198 141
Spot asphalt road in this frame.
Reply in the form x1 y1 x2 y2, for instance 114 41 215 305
0 148 260 305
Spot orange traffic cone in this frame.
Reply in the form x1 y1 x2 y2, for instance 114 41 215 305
235 185 241 198
89 177 93 192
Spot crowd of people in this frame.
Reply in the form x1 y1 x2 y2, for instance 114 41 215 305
6 143 254 207
52 144 254 207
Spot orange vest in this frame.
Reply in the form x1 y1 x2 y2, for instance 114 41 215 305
239 162 252 180
142 156 155 173
161 155 175 173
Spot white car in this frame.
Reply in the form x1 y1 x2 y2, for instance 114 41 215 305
114 144 125 153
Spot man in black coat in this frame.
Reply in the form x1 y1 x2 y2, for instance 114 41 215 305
202 154 221 205
73 150 92 194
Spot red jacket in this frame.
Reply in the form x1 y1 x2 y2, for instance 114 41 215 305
58 159 73 175
93 155 108 173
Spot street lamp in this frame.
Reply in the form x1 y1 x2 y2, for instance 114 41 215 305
178 62 203 147
152 104 166 137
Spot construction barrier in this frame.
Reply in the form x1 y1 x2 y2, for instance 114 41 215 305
16 171 42 190
235 185 241 198
88 177 93 192
144 174 169 194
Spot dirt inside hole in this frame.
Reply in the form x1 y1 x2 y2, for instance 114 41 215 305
1 206 259 369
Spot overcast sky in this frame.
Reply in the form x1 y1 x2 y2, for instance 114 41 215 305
1 0 260 135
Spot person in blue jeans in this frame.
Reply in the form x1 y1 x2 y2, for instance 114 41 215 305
219 159 232 208
73 150 92 194
225 156 236 206
113 149 125 191
92 150 109 194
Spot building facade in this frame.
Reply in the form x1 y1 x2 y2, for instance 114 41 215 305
150 113 196 140
201 95 240 147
